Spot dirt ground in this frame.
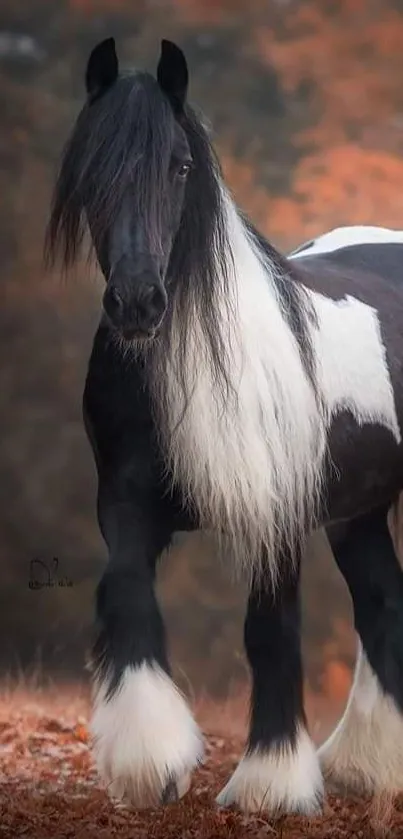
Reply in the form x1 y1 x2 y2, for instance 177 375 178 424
1 685 403 839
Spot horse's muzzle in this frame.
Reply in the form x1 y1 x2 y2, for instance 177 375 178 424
103 274 167 339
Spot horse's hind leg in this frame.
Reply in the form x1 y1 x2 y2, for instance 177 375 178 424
318 500 403 795
217 556 323 814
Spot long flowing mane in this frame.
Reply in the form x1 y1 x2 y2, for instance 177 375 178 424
46 70 328 584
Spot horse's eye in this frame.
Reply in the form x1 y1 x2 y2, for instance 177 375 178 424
177 162 192 179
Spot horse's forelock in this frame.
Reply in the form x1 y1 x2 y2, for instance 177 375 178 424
45 72 175 270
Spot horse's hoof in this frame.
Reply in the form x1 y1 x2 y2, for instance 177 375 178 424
106 768 191 809
161 771 191 804
216 784 323 817
161 776 179 804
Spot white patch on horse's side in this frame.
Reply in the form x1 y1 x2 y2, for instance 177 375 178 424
152 191 328 583
318 639 403 794
90 662 203 807
307 291 401 443
290 225 403 259
216 726 323 814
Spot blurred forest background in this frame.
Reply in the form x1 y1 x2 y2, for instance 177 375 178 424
2 0 403 733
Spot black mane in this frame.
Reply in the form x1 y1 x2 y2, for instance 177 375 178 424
163 103 232 402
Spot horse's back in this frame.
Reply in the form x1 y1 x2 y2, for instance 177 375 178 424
290 226 403 294
290 225 403 259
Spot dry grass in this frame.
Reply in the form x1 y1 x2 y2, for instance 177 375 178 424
1 684 403 838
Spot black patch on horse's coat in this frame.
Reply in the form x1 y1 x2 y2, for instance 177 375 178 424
291 242 403 307
321 410 403 523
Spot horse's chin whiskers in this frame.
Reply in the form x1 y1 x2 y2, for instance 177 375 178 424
112 331 160 362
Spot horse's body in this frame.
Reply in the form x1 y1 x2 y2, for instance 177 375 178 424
47 39 403 816
290 232 403 522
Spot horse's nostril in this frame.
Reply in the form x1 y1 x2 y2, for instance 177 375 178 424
141 284 167 317
104 286 124 321
110 287 124 311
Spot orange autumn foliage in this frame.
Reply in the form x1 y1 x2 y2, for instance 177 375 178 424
255 2 403 148
220 153 269 219
206 144 403 251
268 145 403 243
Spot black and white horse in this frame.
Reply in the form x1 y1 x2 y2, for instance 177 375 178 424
46 38 403 815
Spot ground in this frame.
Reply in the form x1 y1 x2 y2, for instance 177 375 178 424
1 686 403 838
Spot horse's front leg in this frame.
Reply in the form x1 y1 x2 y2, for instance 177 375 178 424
89 485 204 808
217 558 323 815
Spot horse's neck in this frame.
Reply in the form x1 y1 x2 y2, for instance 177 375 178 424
222 195 298 356
167 190 314 419
221 192 281 311
158 191 326 577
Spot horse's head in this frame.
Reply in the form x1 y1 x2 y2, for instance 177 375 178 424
46 38 207 341
89 39 193 340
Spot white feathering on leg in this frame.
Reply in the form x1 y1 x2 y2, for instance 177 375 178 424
90 662 204 807
319 638 403 795
216 726 323 814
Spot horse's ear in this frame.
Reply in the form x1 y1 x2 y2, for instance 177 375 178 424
85 38 118 101
157 39 188 113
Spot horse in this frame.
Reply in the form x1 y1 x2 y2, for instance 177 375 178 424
45 37 403 816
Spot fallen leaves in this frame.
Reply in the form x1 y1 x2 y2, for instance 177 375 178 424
1 689 403 837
